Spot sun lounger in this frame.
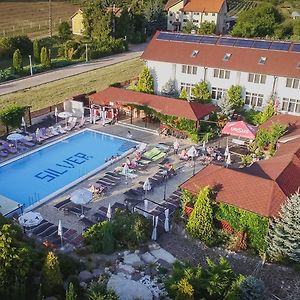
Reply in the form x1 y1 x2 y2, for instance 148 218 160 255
138 159 152 165
32 221 54 235
49 126 60 136
0 140 18 154
143 147 161 160
93 212 107 222
103 174 121 182
106 172 121 178
111 202 126 211
64 204 91 216
37 226 58 239
0 150 8 157
66 117 77 131
101 176 120 184
75 117 85 129
96 179 117 187
151 152 166 161
155 143 170 152
20 139 35 147
54 198 71 209
56 125 67 134
80 217 96 229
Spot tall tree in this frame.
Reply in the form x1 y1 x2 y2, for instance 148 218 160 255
58 21 72 41
42 251 63 296
191 81 211 103
179 87 188 100
182 21 198 34
40 47 51 68
186 186 214 244
33 39 40 63
257 97 276 125
231 3 282 38
12 49 22 73
66 282 77 300
218 94 234 116
267 192 300 262
198 21 216 35
136 66 154 94
161 78 177 97
227 85 244 110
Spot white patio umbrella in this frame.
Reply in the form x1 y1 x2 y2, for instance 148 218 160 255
70 188 93 217
143 178 151 198
202 140 206 151
35 128 41 141
226 152 231 166
18 211 43 227
143 199 149 217
151 215 159 241
21 117 27 132
93 112 97 124
58 220 64 250
224 144 230 157
58 111 72 126
7 133 24 150
101 109 106 126
187 146 197 157
164 208 170 232
54 107 58 123
106 203 112 221
89 108 93 124
122 163 129 184
173 139 179 152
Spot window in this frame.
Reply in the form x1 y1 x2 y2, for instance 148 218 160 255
281 98 300 113
212 13 216 16
187 65 192 74
192 66 197 74
183 19 188 22
286 78 293 88
245 92 264 107
182 64 197 75
193 19 198 23
169 12 173 16
292 79 299 89
184 12 188 15
213 69 230 79
211 87 227 100
194 12 200 15
223 53 232 61
181 82 196 97
182 65 187 73
191 50 199 57
285 78 300 89
258 56 267 64
205 12 208 16
248 73 266 84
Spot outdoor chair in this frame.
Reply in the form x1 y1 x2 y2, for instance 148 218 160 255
96 179 118 187
0 140 18 154
93 212 107 222
54 198 71 210
36 225 58 239
56 125 67 134
75 118 85 129
49 126 60 136
106 171 121 179
32 222 54 235
142 147 161 160
0 149 8 157
80 217 96 229
20 139 35 147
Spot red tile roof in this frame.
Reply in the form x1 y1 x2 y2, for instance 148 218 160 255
181 137 300 217
141 32 300 79
89 87 215 121
183 0 225 12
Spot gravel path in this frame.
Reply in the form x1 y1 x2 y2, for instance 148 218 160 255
158 228 300 300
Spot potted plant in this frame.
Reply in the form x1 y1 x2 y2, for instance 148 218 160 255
181 190 196 217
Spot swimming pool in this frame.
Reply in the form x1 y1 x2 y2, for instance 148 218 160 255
0 129 138 210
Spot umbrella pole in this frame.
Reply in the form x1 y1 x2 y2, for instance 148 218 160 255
81 205 84 217
60 235 64 250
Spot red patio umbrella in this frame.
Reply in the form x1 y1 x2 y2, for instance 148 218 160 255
222 121 257 139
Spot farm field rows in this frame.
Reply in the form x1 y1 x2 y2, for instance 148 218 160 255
0 1 79 38
227 0 258 17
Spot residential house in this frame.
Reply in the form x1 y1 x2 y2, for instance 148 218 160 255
141 31 300 116
71 9 84 35
165 0 227 34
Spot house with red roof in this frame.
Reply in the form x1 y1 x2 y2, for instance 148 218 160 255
165 0 227 33
181 134 300 217
141 31 300 116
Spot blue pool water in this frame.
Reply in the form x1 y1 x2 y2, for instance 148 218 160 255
0 129 137 208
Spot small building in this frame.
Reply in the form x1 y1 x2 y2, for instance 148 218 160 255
165 0 227 34
71 9 84 35
291 11 300 20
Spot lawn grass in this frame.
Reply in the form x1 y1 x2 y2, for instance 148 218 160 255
0 58 144 111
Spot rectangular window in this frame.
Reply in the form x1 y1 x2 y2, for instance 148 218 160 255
213 69 219 78
248 73 254 83
194 12 199 15
296 100 300 113
260 75 266 84
182 65 187 74
286 78 293 88
219 69 225 79
245 92 264 107
281 98 289 111
225 70 230 79
245 93 251 105
192 66 197 74
205 12 208 16
212 13 216 16
211 87 226 100
292 79 299 89
254 74 260 83
187 65 192 74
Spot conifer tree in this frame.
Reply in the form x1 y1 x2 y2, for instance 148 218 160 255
12 49 23 73
267 192 300 262
186 186 214 244
239 276 266 300
66 282 77 300
179 87 188 100
136 67 154 94
257 97 276 124
161 79 177 97
42 251 63 296
40 47 51 68
191 81 211 103
33 39 40 63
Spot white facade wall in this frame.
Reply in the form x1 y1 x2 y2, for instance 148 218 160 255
166 1 227 34
146 60 300 115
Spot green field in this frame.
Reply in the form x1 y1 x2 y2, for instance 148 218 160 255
0 1 79 38
0 58 144 111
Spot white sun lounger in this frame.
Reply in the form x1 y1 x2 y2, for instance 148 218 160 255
57 125 67 134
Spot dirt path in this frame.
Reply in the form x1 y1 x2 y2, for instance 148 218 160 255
158 228 300 300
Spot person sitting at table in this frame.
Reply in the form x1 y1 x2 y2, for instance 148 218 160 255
179 149 189 160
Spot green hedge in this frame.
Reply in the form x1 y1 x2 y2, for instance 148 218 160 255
215 203 269 253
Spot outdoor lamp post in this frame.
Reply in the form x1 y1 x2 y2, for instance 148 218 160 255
28 55 33 76
85 43 88 62
163 170 168 200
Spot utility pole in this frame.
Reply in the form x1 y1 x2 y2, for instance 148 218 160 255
85 43 88 62
49 0 52 37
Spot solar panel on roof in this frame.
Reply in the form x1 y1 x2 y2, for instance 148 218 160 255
269 42 291 51
235 39 254 48
200 36 218 44
291 43 300 52
219 38 237 46
252 40 272 49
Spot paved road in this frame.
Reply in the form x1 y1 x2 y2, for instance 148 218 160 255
0 43 146 96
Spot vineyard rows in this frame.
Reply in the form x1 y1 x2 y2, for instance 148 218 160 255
228 0 258 17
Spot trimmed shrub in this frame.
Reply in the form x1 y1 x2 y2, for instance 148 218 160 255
12 49 23 73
